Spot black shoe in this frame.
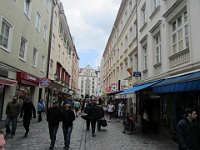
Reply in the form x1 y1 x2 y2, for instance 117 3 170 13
92 133 95 137
49 146 54 149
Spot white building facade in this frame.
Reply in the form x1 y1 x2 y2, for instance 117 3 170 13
78 65 98 99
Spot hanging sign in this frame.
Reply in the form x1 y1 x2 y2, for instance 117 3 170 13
39 78 51 88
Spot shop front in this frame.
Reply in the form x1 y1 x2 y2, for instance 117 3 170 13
16 72 40 106
152 71 200 140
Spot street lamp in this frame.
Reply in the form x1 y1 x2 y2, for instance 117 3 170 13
54 72 60 81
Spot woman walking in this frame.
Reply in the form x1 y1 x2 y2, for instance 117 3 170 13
62 104 75 150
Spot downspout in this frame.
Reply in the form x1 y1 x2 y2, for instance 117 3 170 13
46 0 55 110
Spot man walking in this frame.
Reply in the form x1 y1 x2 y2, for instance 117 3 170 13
177 107 200 150
87 99 100 137
20 95 36 137
47 101 62 149
5 96 21 138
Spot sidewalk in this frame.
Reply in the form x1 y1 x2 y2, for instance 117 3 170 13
3 114 178 150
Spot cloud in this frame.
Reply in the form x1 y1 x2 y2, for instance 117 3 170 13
61 0 121 68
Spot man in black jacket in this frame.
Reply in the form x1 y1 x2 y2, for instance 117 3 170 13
177 107 200 150
97 101 105 131
87 99 100 137
47 101 62 150
20 95 36 137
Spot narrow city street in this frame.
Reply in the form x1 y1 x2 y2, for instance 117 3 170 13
3 114 178 150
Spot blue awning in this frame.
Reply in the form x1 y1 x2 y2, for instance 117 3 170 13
152 71 200 93
118 81 161 95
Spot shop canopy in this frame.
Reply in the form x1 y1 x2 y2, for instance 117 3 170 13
118 81 161 95
0 77 18 86
152 71 200 93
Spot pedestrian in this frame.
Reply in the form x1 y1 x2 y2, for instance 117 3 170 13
73 99 80 117
37 99 44 122
20 95 36 137
41 99 46 115
62 104 75 150
107 101 115 122
84 98 92 130
87 99 100 137
117 101 125 122
97 100 105 131
141 108 149 134
177 107 200 150
0 130 5 150
5 96 22 138
47 100 62 150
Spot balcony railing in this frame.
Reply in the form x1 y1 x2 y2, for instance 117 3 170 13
169 48 190 68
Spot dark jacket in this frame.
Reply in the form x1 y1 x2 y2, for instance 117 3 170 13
98 105 104 119
62 109 75 127
47 106 62 126
20 101 36 119
88 104 100 120
84 103 92 114
6 101 21 117
177 116 200 150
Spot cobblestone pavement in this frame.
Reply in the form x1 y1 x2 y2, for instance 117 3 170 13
3 114 178 150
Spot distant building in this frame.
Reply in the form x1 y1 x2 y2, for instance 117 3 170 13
78 65 98 99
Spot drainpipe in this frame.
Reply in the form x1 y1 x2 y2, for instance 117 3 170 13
46 0 55 110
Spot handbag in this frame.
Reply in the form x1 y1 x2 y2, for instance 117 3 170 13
81 114 89 120
101 118 107 127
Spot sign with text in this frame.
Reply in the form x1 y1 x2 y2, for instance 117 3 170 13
133 72 141 77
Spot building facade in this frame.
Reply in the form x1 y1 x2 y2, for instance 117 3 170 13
78 65 98 99
0 0 53 125
46 1 79 106
101 0 200 140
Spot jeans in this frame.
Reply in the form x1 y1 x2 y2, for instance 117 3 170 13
5 115 18 135
63 126 73 148
48 124 59 147
23 117 32 134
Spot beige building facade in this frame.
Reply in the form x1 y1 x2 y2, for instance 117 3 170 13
0 0 53 124
101 0 200 139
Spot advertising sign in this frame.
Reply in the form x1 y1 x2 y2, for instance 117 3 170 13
39 78 51 88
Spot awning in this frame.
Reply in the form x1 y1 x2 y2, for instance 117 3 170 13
152 71 200 93
0 77 18 86
118 81 161 95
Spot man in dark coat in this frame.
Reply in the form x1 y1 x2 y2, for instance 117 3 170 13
177 107 200 150
47 101 62 149
97 100 105 131
87 99 100 137
20 95 36 137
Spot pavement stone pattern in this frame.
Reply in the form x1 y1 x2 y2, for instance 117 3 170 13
2 113 178 150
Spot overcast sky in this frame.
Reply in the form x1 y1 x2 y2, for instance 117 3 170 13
61 0 121 69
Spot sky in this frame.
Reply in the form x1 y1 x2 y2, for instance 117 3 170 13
61 0 121 69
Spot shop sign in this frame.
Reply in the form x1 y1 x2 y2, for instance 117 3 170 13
106 87 111 93
17 72 40 83
118 80 128 91
39 78 51 88
62 88 68 93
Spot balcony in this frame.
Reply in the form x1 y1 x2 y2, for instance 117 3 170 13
169 48 190 68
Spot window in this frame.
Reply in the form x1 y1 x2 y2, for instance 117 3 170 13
155 34 161 63
43 25 47 41
129 27 133 44
143 46 147 70
58 44 60 57
141 5 147 25
62 52 64 63
53 11 57 25
0 18 12 51
134 21 137 38
46 0 50 13
35 12 41 32
125 35 128 49
24 0 31 18
153 0 160 9
19 36 27 59
52 34 55 49
172 11 189 54
49 59 53 74
32 48 38 67
129 0 132 14
69 47 71 55
40 55 45 71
